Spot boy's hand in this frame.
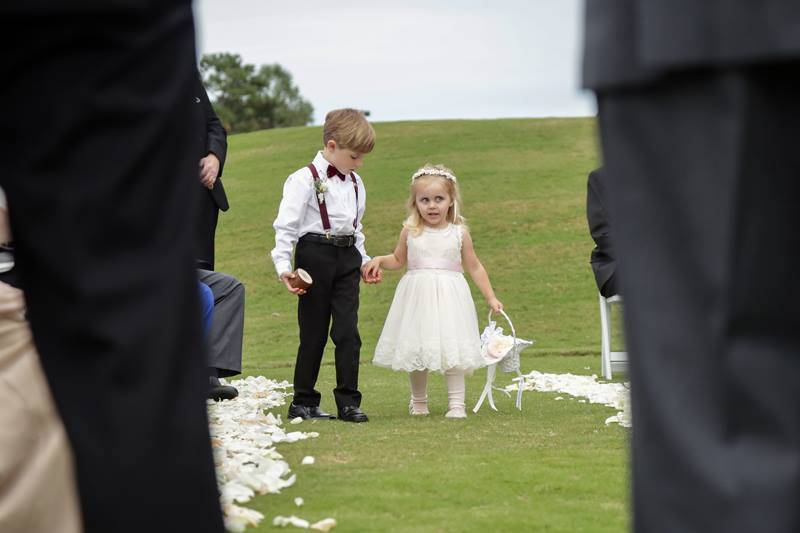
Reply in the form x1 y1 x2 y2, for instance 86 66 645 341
361 262 382 284
488 298 504 314
280 272 307 295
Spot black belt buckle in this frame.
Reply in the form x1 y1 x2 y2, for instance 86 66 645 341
330 234 354 247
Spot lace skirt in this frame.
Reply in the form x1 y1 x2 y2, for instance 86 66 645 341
373 269 485 372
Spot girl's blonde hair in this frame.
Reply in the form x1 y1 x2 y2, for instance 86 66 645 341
403 164 466 235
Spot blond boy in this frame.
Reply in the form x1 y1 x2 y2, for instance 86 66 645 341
271 109 376 422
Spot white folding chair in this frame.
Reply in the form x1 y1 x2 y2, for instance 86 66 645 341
599 293 627 380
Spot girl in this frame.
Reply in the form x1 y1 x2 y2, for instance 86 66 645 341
364 164 503 418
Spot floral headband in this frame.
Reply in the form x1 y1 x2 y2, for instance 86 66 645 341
410 167 458 183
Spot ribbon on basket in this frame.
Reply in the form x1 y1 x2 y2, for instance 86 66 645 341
473 309 533 413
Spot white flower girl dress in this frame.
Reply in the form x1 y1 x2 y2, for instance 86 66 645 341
373 223 485 372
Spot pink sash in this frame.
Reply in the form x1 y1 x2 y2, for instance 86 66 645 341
407 257 463 272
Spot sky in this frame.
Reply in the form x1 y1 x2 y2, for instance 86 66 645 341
195 0 595 125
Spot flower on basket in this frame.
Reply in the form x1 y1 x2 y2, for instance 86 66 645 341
314 178 329 204
485 335 515 361
480 320 534 370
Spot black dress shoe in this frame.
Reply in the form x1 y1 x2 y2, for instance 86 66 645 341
338 405 369 423
288 403 335 420
208 376 238 401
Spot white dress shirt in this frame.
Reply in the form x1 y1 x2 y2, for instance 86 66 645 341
271 151 369 277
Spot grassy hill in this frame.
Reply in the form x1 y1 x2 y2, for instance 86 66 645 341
218 117 603 371
214 118 629 532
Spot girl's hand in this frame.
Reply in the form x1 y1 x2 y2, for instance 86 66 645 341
280 272 307 296
488 298 504 314
361 259 382 284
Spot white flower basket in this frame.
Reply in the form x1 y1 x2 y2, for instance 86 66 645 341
474 310 534 412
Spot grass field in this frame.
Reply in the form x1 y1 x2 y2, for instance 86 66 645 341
214 117 629 531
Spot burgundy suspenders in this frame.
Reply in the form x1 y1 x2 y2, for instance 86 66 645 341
307 163 359 235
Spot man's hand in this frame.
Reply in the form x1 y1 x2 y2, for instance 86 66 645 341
199 153 220 189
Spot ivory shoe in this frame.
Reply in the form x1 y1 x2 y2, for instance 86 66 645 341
445 406 467 419
408 398 429 416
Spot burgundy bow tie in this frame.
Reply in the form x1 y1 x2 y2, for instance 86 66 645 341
327 165 346 180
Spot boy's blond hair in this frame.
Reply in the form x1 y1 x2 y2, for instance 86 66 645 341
323 108 375 154
403 164 466 236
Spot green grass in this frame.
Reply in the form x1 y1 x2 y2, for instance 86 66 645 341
215 118 629 531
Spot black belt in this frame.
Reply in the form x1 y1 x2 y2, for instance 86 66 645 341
300 233 355 248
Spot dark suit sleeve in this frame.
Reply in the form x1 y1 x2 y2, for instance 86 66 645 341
198 81 227 177
587 169 616 290
587 170 613 255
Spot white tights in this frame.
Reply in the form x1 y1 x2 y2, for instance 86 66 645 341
408 369 466 417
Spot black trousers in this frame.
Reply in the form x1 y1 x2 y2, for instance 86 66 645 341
599 273 618 299
293 239 362 410
0 4 224 532
195 187 221 271
598 63 800 533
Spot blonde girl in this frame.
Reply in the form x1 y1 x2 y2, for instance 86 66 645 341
365 164 502 418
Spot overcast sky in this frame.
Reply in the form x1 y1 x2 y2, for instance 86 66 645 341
195 0 595 125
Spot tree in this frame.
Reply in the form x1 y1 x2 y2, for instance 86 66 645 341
200 53 314 133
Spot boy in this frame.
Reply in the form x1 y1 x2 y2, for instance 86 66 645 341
271 108 377 423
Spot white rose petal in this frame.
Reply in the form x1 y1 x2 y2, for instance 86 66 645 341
285 431 306 443
310 518 338 531
221 481 255 504
301 456 315 465
223 504 264 532
273 515 311 529
294 497 304 507
290 417 304 425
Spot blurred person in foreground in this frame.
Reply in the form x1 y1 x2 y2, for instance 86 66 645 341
0 3 224 531
583 2 800 532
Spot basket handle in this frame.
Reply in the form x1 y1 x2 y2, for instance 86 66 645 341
487 309 516 345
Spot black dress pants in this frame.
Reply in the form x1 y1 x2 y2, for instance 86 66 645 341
0 4 224 532
293 239 363 410
598 63 800 533
195 188 221 271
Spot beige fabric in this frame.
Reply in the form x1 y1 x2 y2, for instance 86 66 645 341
408 370 429 415
0 282 82 533
444 369 467 418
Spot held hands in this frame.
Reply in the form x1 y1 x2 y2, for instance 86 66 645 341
280 272 307 296
361 259 382 284
199 153 220 189
488 297 504 314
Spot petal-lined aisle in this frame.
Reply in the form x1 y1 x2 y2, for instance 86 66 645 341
207 376 336 531
506 370 632 428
